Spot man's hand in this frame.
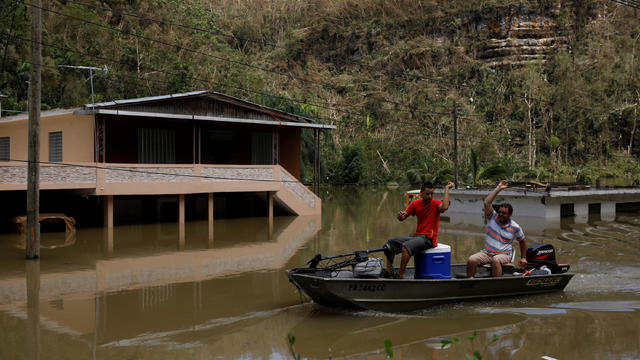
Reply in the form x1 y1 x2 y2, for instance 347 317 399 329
518 257 528 268
485 180 509 216
397 210 409 221
445 182 455 190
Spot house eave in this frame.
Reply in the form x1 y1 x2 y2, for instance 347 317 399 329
75 109 337 129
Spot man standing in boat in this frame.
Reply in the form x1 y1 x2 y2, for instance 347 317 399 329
382 181 455 279
466 180 528 278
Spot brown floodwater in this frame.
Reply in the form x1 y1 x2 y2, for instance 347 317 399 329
0 187 639 359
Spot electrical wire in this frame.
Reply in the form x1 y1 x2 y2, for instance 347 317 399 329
9 37 367 125
61 0 454 85
22 0 461 118
8 1 631 145
9 34 459 129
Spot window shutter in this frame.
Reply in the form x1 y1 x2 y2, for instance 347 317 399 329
49 131 63 162
0 137 9 162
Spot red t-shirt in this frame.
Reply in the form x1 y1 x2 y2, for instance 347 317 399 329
405 198 442 246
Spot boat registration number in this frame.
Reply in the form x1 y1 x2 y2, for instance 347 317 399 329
348 283 385 292
526 277 562 287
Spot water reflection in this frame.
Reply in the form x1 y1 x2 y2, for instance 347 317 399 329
0 187 639 359
288 309 526 358
26 260 40 360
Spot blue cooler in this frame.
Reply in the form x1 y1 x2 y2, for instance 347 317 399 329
415 243 451 279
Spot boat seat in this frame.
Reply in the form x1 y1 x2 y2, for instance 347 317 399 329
479 247 517 275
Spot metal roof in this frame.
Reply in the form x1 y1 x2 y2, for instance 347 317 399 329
85 90 334 128
0 108 80 123
79 109 336 129
0 91 337 129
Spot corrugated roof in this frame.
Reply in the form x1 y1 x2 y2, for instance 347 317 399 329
0 108 81 123
87 91 207 108
0 91 336 129
86 90 322 125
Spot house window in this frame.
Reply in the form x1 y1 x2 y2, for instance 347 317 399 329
49 131 62 162
205 130 233 164
251 132 273 165
138 128 176 164
0 137 9 161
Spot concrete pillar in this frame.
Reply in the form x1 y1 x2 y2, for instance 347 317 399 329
601 201 616 222
105 227 113 258
178 194 185 224
268 191 274 240
208 193 214 248
574 202 588 224
103 195 114 229
178 224 185 251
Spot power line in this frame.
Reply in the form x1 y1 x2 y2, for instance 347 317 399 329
7 158 318 183
7 158 474 187
62 0 452 86
611 0 640 9
21 2 585 128
22 1 456 119
11 2 627 137
9 35 455 129
10 36 367 124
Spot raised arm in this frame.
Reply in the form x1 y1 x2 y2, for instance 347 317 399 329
484 180 509 217
438 182 455 212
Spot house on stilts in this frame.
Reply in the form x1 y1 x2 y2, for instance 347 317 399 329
0 90 335 235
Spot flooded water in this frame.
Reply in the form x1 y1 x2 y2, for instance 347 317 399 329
1 187 639 359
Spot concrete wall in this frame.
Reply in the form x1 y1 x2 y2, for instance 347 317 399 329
436 187 640 228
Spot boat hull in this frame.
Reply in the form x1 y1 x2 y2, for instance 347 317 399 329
287 264 574 312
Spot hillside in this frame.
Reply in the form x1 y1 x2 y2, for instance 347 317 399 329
1 0 640 185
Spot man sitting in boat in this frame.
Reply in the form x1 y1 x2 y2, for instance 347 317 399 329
466 180 528 278
382 181 455 278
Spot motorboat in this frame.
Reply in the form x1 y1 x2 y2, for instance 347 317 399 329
287 244 573 312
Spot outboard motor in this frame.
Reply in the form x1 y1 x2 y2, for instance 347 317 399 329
526 244 570 274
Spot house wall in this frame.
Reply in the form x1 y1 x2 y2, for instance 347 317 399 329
279 127 301 180
0 113 94 163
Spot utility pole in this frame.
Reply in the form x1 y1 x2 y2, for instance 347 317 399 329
452 101 459 189
26 0 42 259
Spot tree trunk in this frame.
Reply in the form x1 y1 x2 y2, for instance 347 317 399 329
525 93 535 169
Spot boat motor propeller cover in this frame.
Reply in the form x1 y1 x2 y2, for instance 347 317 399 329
526 243 570 274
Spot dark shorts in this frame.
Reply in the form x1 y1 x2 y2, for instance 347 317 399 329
385 235 433 257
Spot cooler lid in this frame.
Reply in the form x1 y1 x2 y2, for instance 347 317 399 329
423 243 451 253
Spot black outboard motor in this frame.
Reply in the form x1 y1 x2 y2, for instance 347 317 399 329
526 244 570 274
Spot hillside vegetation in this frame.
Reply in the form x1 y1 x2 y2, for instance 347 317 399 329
1 0 640 186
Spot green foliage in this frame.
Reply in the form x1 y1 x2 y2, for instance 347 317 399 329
441 331 500 360
384 338 393 358
478 164 509 182
327 143 364 184
287 332 301 360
